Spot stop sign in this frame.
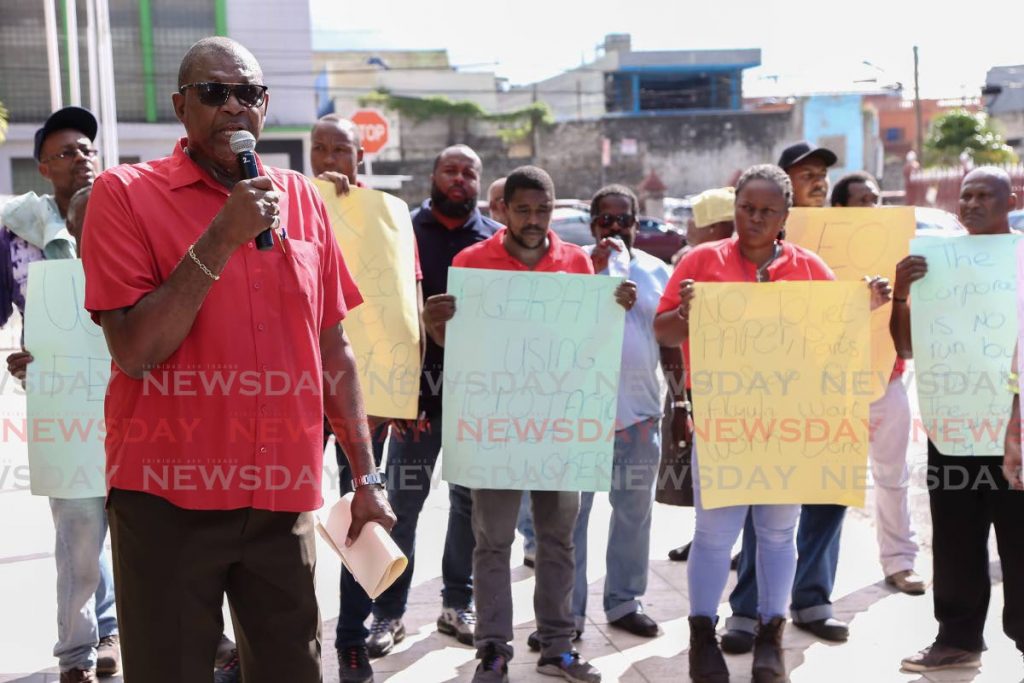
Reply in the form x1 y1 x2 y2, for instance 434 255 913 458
351 109 390 154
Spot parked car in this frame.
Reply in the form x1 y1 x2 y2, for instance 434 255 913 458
1009 209 1024 231
550 210 685 263
914 207 965 237
549 208 594 248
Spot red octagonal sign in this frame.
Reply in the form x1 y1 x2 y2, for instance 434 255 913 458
351 109 390 155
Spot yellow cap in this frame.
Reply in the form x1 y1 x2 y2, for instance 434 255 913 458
692 187 735 228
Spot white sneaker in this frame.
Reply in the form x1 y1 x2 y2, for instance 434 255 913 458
437 606 476 645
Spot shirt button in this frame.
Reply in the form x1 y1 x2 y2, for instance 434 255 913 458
259 445 268 455
248 243 255 250
260 404 269 415
257 323 266 331
254 281 262 290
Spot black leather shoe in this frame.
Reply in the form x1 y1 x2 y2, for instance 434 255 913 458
609 611 660 637
720 628 755 654
793 617 849 642
668 543 691 561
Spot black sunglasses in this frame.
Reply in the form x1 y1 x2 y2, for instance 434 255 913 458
179 82 268 108
594 213 636 228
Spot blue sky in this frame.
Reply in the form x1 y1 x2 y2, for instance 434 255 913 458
310 0 1022 100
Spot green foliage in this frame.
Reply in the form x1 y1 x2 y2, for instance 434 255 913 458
0 100 7 145
924 110 1017 166
357 90 553 144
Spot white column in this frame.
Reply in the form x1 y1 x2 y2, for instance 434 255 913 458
43 0 63 112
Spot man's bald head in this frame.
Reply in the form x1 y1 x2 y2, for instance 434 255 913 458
177 37 262 88
313 114 360 145
959 165 1017 235
430 144 482 220
433 145 482 173
487 178 507 224
310 115 363 180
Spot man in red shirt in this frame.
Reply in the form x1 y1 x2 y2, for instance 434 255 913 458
423 166 634 683
80 37 395 682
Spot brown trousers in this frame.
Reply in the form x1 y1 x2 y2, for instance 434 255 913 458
107 488 322 682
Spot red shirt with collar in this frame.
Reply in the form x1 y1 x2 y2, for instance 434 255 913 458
452 227 594 274
82 139 362 512
657 236 835 387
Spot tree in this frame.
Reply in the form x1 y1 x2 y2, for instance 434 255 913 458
923 110 1017 166
358 90 552 150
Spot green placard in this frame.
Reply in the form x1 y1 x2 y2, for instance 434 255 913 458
23 260 110 498
910 234 1021 456
441 268 625 491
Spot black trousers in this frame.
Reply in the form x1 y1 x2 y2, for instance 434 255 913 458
107 488 322 683
928 441 1024 653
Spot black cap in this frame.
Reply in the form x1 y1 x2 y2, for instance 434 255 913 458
777 141 837 171
34 106 98 161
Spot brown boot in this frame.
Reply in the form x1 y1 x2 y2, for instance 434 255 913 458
752 617 787 682
688 616 729 683
59 669 97 683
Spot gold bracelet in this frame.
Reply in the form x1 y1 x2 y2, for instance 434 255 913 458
187 244 220 281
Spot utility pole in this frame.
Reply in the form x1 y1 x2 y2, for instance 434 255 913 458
913 46 924 159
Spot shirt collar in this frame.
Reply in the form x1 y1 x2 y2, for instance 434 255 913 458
727 235 793 280
488 227 566 267
167 137 284 193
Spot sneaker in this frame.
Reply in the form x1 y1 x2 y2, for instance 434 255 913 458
96 635 120 677
528 629 582 652
59 669 96 683
885 569 927 596
337 644 374 683
901 643 982 672
213 649 242 683
537 651 601 683
437 606 476 645
366 617 405 658
473 643 509 683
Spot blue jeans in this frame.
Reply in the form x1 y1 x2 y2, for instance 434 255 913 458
726 504 846 633
687 448 799 621
50 497 117 672
571 418 660 630
517 492 536 557
336 414 475 647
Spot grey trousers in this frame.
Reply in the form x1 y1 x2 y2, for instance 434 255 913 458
471 488 579 661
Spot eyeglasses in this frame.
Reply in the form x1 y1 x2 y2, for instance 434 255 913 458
40 145 98 164
179 82 268 108
594 213 636 228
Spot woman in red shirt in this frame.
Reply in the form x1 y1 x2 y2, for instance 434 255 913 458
654 164 833 683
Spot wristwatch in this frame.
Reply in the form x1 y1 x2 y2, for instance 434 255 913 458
351 472 386 490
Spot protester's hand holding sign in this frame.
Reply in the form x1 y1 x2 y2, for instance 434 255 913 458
614 280 638 311
5 350 33 387
423 293 456 347
318 170 352 196
866 275 892 310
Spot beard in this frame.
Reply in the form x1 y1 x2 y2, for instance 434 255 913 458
431 183 477 219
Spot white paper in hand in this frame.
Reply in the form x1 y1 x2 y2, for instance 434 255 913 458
316 493 407 599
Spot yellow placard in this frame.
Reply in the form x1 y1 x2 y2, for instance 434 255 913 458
785 207 915 400
689 282 872 509
316 182 421 419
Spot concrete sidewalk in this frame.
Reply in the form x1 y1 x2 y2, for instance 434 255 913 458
0 374 1021 682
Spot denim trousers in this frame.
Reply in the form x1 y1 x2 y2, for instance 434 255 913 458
571 418 660 630
335 414 475 647
687 448 800 621
50 496 118 672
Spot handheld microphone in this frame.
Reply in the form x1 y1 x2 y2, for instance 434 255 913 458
229 130 274 251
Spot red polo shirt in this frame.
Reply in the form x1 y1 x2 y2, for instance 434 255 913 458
657 237 835 387
452 228 594 274
82 139 361 512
